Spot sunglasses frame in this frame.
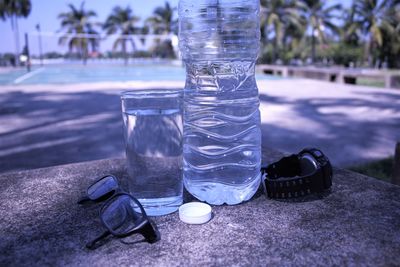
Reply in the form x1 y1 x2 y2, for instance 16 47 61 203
79 175 161 249
99 193 159 242
78 174 121 204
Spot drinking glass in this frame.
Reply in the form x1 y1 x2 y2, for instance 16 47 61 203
121 90 183 216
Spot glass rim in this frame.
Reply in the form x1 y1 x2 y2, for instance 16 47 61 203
121 89 182 99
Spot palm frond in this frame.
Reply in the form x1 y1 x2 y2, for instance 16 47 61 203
57 1 99 56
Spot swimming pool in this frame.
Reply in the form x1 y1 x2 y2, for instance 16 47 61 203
0 64 281 85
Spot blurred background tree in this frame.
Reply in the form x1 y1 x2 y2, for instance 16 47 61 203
0 0 31 66
1 0 398 68
300 0 342 64
58 2 99 64
145 1 177 58
260 0 305 63
103 6 140 65
352 0 396 67
146 1 176 34
258 0 400 68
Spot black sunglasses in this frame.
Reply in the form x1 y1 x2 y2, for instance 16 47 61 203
78 175 160 249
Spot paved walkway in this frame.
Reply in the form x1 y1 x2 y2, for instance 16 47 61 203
0 79 399 173
0 67 18 74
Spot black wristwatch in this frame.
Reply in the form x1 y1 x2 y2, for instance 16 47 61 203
261 148 333 199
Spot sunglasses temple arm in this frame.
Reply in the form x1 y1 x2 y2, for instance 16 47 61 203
77 196 91 204
86 230 111 249
141 221 160 244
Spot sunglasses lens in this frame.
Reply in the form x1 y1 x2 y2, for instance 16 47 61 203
101 195 144 235
87 175 119 201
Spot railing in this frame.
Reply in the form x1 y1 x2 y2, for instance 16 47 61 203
257 65 400 89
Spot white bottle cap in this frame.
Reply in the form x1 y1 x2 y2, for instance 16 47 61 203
179 202 212 224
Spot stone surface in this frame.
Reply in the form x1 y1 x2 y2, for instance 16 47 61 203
1 147 400 266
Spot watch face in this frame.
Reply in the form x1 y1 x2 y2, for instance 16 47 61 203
299 154 318 176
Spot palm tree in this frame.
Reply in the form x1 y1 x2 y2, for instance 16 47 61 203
299 0 342 63
0 0 32 66
375 0 400 68
146 2 176 34
146 2 177 59
353 0 397 66
103 6 140 65
342 5 361 46
260 0 305 62
58 2 98 64
0 1 5 20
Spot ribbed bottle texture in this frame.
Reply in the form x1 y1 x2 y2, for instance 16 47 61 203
179 0 262 205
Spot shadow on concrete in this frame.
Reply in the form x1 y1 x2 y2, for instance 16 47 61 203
259 91 400 167
0 88 399 173
0 90 125 173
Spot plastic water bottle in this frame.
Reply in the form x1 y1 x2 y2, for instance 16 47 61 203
179 0 262 205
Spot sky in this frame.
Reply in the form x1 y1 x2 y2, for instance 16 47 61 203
0 0 348 54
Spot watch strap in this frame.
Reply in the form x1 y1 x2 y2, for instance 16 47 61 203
261 150 332 199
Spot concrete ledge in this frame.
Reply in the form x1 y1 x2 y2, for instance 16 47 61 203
1 147 399 266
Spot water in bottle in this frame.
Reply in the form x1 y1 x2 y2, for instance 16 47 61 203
179 0 262 205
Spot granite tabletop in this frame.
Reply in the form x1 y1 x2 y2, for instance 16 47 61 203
1 147 399 266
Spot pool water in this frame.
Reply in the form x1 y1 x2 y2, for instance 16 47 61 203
0 64 281 85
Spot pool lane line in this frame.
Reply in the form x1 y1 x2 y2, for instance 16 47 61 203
13 67 45 84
